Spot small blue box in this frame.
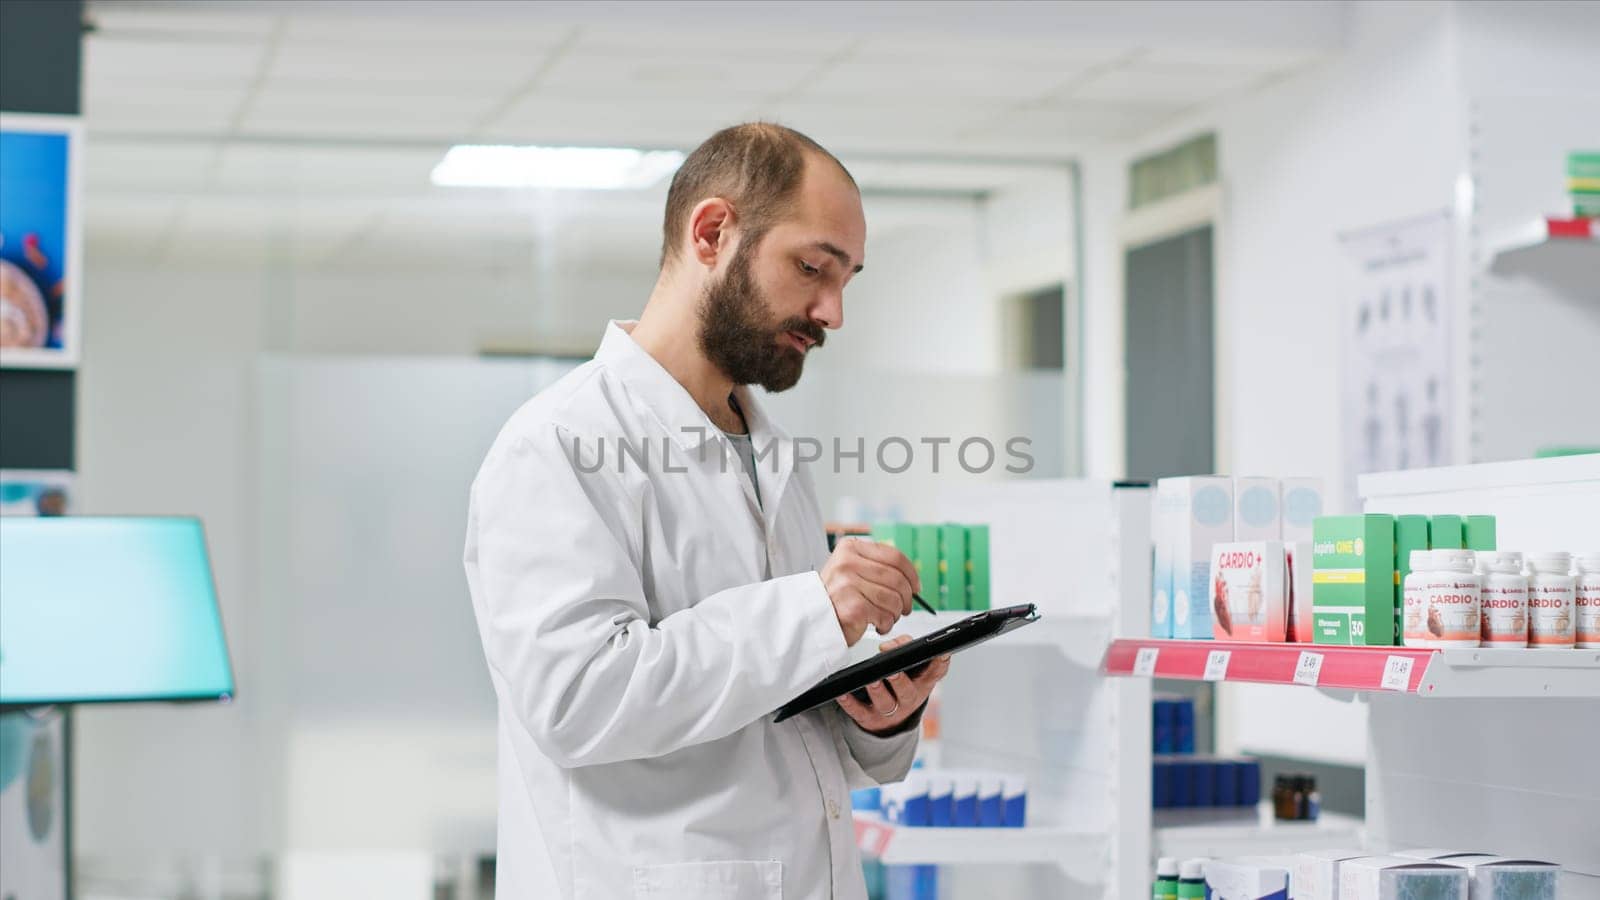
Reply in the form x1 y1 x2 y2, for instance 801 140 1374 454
1215 760 1240 806
1240 760 1261 806
928 778 953 827
1153 699 1176 753
1174 698 1196 754
1172 759 1198 807
1152 759 1172 808
1193 759 1216 806
953 792 978 827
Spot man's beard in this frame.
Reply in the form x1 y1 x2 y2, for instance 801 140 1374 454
696 240 825 393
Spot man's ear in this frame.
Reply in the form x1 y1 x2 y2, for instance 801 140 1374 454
688 197 735 269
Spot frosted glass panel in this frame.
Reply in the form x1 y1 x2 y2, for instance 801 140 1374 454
763 364 1067 521
257 356 577 725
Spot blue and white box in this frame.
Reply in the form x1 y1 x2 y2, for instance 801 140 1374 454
976 773 1003 827
926 773 953 827
1206 858 1291 900
1234 477 1281 541
1001 775 1026 828
950 772 979 827
1164 476 1234 639
881 772 930 826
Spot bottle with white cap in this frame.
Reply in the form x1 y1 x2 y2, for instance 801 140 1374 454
1576 552 1600 648
1478 551 1529 647
1402 549 1435 646
1418 549 1480 647
1527 552 1576 649
1154 857 1180 900
1177 859 1207 900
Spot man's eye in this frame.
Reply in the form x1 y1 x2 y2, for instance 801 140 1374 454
798 260 820 276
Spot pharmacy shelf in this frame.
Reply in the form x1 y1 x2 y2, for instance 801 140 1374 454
1101 639 1600 698
1485 216 1597 284
1153 807 1364 859
886 610 1110 668
853 812 1104 880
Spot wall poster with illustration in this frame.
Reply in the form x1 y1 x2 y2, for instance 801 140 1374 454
0 113 83 369
1338 212 1454 509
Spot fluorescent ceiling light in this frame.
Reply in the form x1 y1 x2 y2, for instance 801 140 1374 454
431 144 686 190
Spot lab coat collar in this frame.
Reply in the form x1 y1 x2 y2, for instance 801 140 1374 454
596 320 801 508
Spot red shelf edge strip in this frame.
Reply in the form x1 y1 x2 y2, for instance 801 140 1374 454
1102 638 1434 692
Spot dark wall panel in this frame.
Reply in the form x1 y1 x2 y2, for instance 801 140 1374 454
1 0 83 471
0 0 83 114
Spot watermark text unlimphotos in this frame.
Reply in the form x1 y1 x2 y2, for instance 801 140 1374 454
556 430 1035 476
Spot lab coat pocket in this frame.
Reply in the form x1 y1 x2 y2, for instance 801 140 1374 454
632 860 782 900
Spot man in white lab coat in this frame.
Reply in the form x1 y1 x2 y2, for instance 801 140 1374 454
464 123 951 900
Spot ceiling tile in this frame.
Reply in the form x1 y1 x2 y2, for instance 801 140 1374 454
850 34 1129 68
972 101 1185 143
572 26 842 61
87 6 281 39
237 87 500 140
797 60 1089 104
84 35 268 84
85 142 217 192
753 100 996 149
278 13 571 50
266 40 545 91
85 85 244 135
210 145 443 194
536 51 816 100
1065 61 1274 105
484 94 757 148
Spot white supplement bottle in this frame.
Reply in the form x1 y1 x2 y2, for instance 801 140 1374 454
1575 552 1600 649
1478 551 1529 647
1527 552 1576 649
1419 549 1480 647
1402 550 1435 647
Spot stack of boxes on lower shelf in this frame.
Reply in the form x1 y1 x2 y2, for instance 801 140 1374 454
1165 848 1559 900
1150 695 1262 811
866 768 1027 829
868 521 989 611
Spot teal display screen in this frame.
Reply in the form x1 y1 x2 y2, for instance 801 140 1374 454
0 517 234 705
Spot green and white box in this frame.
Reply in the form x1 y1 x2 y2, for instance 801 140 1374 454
1464 515 1497 552
914 524 941 608
966 525 990 611
939 524 968 611
1294 850 1369 900
1339 858 1467 900
1166 476 1234 640
1312 515 1396 646
1430 515 1465 550
1444 856 1558 900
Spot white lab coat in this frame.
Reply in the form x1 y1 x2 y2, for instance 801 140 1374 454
464 321 920 900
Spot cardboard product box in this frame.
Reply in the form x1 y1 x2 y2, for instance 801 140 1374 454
1234 477 1281 542
966 525 990 611
1152 482 1183 638
1287 541 1314 642
1463 516 1497 552
1313 515 1397 646
1429 515 1465 550
1339 857 1468 900
1443 856 1559 900
1280 477 1325 544
1205 857 1290 900
914 524 942 608
1395 850 1487 862
939 524 968 611
1167 476 1234 639
1211 541 1288 641
1293 850 1369 900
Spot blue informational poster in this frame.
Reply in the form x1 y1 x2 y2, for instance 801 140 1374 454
0 113 83 369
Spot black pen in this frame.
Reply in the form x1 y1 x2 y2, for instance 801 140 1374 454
911 593 939 615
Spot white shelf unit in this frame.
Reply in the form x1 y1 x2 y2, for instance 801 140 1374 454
853 813 1105 881
905 480 1151 900
1359 457 1600 898
1153 808 1365 860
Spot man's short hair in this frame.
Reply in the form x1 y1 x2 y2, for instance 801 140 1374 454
660 123 856 268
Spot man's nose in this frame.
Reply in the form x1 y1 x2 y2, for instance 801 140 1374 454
811 289 843 331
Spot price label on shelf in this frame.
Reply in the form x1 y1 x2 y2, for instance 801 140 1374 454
1133 647 1161 677
1293 651 1325 686
1202 649 1232 681
1381 655 1414 691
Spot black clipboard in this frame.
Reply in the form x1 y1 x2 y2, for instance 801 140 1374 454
773 604 1040 723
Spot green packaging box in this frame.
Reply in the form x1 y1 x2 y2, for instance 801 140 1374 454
869 523 918 562
1429 515 1465 550
939 524 969 611
967 525 990 611
1312 514 1396 646
1464 515 1497 552
914 524 942 608
1395 515 1431 618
